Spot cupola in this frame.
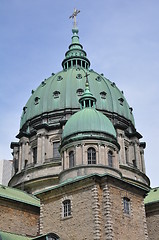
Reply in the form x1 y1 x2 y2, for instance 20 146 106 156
60 78 120 183
61 27 90 70
61 78 117 145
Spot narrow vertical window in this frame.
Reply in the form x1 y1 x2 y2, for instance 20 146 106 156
53 142 60 160
125 147 129 163
87 147 96 164
63 200 71 218
123 197 130 214
132 159 137 168
108 150 113 167
33 147 37 164
69 151 74 168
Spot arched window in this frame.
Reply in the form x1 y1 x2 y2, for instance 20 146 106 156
53 141 60 160
87 147 96 164
63 199 71 217
123 197 130 214
69 151 74 168
108 150 113 167
46 233 60 240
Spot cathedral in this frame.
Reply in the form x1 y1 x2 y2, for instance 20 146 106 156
0 10 158 240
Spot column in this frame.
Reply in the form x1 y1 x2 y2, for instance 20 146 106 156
41 134 45 163
64 150 66 170
98 144 100 164
18 144 22 171
134 141 139 168
140 150 146 173
37 134 42 164
21 142 25 169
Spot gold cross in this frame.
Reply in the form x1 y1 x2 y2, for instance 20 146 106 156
69 8 80 27
84 72 90 86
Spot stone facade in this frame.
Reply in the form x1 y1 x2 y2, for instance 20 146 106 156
37 174 148 240
7 20 155 240
10 122 149 194
0 198 39 237
145 202 159 240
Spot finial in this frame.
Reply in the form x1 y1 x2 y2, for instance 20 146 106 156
79 72 96 109
84 72 90 88
69 8 80 28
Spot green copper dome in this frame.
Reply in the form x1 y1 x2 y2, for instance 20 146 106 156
144 187 159 205
20 28 135 130
62 107 117 140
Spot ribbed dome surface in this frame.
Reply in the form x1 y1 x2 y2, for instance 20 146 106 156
62 107 117 140
20 68 134 128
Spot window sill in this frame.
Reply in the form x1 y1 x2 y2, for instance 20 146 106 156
61 215 73 221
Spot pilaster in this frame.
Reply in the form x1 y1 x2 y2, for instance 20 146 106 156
103 185 114 240
92 184 102 240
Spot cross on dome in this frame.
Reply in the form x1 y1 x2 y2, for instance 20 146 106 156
84 72 90 87
69 8 80 28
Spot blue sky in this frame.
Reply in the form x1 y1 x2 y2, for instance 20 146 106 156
0 0 159 187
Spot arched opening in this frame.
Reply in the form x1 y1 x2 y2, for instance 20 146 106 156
63 199 71 217
87 147 96 164
77 59 81 66
69 151 74 168
108 150 113 167
123 197 130 214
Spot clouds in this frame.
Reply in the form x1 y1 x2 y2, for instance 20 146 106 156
0 0 159 187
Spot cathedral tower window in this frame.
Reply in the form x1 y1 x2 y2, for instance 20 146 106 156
100 91 107 99
63 200 71 218
13 158 19 173
34 97 40 105
87 147 96 164
123 197 130 215
33 147 37 164
132 159 137 168
108 150 113 167
53 142 60 160
69 151 74 168
125 146 129 163
53 91 60 98
76 88 84 96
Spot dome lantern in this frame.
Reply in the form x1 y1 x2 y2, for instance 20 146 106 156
61 14 90 70
79 73 96 109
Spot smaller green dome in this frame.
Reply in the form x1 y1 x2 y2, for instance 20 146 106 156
62 107 116 140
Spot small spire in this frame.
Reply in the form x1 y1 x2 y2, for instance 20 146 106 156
69 8 80 28
79 72 96 109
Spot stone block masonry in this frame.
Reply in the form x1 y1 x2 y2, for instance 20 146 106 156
37 174 149 240
0 199 40 237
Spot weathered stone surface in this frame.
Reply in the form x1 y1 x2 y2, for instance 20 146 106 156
0 199 39 237
38 175 148 240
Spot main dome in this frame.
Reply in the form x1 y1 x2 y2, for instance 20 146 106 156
10 23 150 194
20 27 135 131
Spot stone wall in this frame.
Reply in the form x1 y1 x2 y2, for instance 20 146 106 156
0 199 39 237
40 184 95 239
145 203 159 240
146 211 159 240
38 175 148 240
104 183 148 240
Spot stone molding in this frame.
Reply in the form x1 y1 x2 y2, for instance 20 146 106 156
91 184 102 240
103 184 114 240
